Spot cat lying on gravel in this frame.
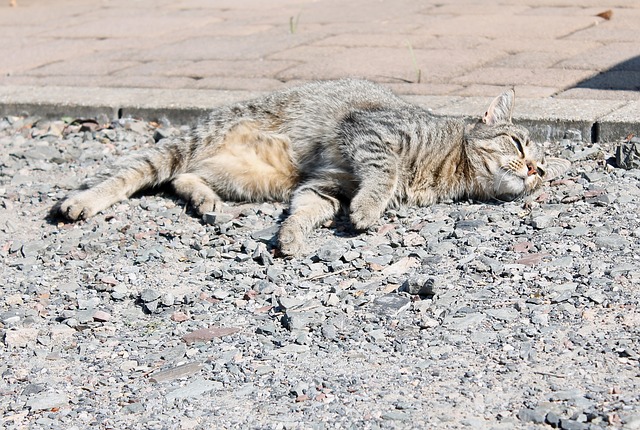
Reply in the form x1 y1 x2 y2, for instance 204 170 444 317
56 79 570 256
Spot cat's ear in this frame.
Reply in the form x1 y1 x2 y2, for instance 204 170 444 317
482 89 515 125
542 157 571 181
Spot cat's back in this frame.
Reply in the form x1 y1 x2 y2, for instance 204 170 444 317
278 79 406 110
272 79 406 127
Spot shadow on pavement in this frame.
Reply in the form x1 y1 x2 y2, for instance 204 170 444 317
573 55 640 91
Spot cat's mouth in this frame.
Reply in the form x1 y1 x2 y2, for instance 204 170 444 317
493 168 542 201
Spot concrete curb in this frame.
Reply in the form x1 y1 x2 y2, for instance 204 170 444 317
1 85 638 143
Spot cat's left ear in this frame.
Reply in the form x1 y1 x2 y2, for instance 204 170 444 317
482 89 515 125
542 157 571 181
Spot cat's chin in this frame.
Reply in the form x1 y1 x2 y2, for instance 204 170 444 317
492 171 531 201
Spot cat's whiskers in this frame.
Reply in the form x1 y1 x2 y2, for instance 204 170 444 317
494 167 512 194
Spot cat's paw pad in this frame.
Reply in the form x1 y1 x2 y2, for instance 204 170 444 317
59 192 100 220
278 220 306 256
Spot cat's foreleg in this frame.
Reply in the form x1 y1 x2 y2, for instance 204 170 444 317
349 158 398 230
278 182 341 256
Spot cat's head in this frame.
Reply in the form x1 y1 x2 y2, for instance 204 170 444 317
466 90 570 201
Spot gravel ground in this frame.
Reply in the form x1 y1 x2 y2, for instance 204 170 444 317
0 114 639 430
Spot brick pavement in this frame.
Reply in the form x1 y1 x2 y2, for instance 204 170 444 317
1 0 639 141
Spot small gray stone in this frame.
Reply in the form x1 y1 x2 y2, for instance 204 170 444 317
161 293 176 306
211 289 230 300
594 235 629 250
582 171 606 183
149 362 203 383
616 140 640 170
316 243 346 262
144 300 159 313
202 212 234 225
140 289 161 302
455 219 486 230
531 215 554 229
1 311 21 325
587 193 613 206
111 284 129 300
479 255 504 274
517 408 546 424
77 297 100 309
282 311 313 331
250 225 279 241
564 225 589 236
401 275 440 296
26 392 68 411
4 328 38 348
365 254 393 266
279 296 306 310
257 322 277 335
549 388 583 401
371 294 411 317
559 418 588 430
165 378 222 401
321 322 337 340
381 411 410 421
76 309 96 323
583 289 606 304
546 411 561 427
485 307 519 322
22 383 46 396
122 402 145 414
153 128 171 142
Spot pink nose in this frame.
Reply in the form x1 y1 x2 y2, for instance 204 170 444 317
526 163 537 176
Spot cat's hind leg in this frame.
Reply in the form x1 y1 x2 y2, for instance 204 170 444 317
278 180 342 256
171 173 223 215
58 143 187 221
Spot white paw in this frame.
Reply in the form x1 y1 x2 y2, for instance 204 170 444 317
349 197 382 230
278 219 307 256
59 191 101 220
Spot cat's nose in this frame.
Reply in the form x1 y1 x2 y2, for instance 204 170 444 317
526 162 537 176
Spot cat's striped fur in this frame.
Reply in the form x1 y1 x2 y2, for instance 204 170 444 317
57 79 570 255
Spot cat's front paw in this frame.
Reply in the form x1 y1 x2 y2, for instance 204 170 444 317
278 219 307 256
59 191 101 220
192 194 223 216
349 198 382 231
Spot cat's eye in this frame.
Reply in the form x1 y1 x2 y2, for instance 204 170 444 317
511 136 525 156
537 166 546 177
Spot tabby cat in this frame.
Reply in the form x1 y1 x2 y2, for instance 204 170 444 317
57 79 570 256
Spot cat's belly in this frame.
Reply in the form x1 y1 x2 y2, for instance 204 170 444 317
197 121 300 202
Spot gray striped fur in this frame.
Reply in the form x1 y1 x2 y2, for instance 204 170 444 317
57 79 570 255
